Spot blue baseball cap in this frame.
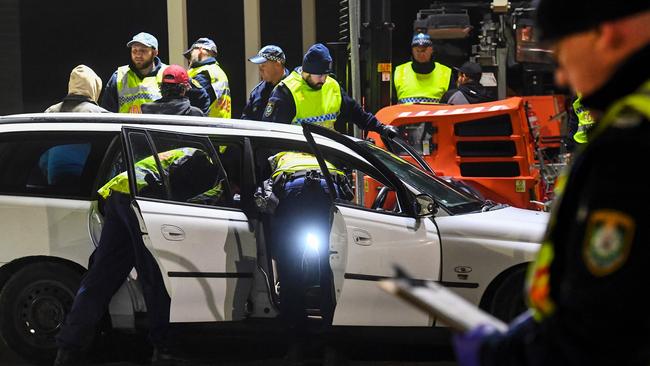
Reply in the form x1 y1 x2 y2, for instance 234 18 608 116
126 32 158 50
411 33 433 47
249 45 286 64
183 37 218 59
302 43 333 75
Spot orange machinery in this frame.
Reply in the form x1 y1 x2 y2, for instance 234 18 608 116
367 96 566 210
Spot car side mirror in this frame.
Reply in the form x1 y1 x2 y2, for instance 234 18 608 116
414 194 438 218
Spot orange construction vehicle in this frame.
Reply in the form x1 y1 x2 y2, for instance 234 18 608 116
368 96 567 210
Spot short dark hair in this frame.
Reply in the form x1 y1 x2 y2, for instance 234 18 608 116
160 83 187 98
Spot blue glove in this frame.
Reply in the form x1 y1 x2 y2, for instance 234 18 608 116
452 324 499 366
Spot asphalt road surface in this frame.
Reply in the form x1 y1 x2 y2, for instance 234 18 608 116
0 326 457 366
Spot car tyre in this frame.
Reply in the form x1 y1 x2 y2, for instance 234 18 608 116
0 262 81 365
485 266 527 323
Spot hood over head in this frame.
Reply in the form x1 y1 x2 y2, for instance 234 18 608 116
67 65 103 102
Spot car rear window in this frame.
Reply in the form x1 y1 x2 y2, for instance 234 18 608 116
0 131 115 199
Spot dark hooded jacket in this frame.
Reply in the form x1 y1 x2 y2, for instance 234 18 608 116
441 81 493 105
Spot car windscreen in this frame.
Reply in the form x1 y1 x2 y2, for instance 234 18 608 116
358 141 484 215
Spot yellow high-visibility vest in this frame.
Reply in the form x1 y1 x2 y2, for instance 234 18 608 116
281 70 342 130
116 64 167 114
394 61 452 104
188 62 231 118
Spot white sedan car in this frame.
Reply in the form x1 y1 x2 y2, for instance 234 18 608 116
0 113 547 364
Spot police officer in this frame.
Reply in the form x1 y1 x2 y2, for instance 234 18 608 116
262 43 398 139
262 151 350 365
54 148 222 366
572 95 595 143
393 33 454 104
101 32 208 114
242 45 289 121
141 65 205 116
184 37 231 118
453 2 650 366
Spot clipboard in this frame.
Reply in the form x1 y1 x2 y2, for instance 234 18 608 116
379 267 508 333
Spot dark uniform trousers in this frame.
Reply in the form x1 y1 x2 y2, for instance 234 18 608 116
56 192 170 350
269 176 336 333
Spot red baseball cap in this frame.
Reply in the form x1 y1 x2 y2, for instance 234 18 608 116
162 65 189 85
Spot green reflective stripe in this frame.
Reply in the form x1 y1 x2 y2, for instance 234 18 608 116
116 65 167 113
271 151 344 178
283 70 342 130
188 63 231 118
98 147 199 199
572 96 595 144
394 62 451 104
592 80 650 140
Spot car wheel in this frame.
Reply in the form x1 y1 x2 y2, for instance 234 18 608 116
485 266 527 323
0 262 81 365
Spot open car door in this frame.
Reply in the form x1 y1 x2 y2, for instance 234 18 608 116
302 124 441 327
121 127 256 323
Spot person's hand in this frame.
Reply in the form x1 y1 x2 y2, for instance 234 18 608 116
380 124 399 139
452 324 499 366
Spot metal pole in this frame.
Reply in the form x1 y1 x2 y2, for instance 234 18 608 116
349 0 364 206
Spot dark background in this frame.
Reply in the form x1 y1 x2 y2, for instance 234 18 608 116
0 0 436 117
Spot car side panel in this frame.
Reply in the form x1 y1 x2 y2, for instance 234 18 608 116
0 195 93 265
135 200 256 323
332 206 440 326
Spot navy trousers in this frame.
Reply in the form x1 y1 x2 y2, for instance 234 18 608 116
270 177 336 332
56 192 170 350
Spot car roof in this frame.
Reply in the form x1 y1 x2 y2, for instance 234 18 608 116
0 113 307 135
0 112 367 161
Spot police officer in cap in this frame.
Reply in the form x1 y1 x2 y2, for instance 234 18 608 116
184 37 231 118
393 33 454 104
102 32 208 114
242 45 290 121
262 43 398 139
452 1 650 365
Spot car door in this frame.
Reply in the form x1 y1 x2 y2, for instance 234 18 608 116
302 124 442 327
121 127 256 323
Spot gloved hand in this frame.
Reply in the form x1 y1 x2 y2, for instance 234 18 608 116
380 124 399 139
452 324 499 366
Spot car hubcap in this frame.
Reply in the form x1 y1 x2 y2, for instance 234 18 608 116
16 281 74 348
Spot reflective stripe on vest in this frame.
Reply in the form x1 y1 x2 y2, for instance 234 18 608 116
282 70 342 130
116 64 167 113
394 62 452 104
573 96 595 144
188 63 231 118
270 151 344 179
98 147 198 199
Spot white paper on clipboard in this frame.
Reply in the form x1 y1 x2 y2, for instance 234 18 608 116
379 276 508 333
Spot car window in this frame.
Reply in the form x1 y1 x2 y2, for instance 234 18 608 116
125 129 234 209
387 122 438 156
0 132 114 199
359 141 484 214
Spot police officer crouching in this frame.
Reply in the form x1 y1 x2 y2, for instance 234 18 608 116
256 151 352 365
54 148 222 366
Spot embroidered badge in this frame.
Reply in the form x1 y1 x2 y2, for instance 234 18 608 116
583 209 635 277
263 102 274 118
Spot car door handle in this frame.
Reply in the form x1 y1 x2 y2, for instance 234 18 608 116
161 225 185 241
353 230 372 246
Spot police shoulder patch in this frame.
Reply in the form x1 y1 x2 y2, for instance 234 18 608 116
264 101 275 118
582 209 635 277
